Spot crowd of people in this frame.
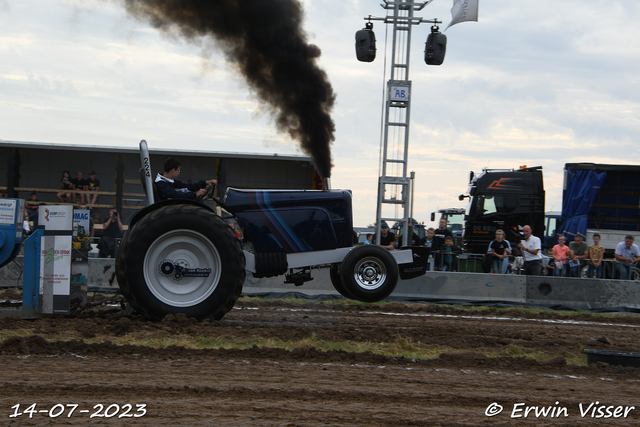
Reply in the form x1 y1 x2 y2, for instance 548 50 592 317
368 218 640 279
366 218 464 271
57 170 100 205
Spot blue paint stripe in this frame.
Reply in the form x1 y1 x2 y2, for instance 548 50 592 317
254 192 298 252
262 192 308 252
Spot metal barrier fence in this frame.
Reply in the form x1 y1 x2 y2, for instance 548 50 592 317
433 250 640 281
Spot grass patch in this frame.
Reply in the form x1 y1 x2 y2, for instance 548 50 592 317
1 327 580 364
237 295 640 321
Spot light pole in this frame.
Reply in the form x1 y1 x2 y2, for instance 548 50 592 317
356 1 446 247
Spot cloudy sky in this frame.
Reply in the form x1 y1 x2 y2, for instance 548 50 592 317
1 0 640 227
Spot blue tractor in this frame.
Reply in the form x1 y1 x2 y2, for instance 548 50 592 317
115 142 427 321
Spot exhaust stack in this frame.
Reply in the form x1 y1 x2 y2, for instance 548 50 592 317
323 177 331 191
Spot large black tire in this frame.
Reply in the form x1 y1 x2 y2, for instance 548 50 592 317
339 245 399 302
116 204 245 321
329 263 355 299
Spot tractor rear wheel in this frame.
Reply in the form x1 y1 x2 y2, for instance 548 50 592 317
116 204 245 321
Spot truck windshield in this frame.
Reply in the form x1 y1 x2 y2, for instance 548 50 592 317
469 195 510 216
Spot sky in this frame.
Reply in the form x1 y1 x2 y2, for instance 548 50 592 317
1 0 640 228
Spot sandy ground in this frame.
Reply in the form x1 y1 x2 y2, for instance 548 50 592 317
2 295 640 426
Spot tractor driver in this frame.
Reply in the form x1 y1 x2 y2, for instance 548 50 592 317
155 158 217 201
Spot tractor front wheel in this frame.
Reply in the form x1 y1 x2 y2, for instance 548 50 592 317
339 245 398 303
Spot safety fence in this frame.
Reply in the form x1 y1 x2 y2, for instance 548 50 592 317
430 251 640 281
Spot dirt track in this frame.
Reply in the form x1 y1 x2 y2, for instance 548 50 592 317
2 297 640 425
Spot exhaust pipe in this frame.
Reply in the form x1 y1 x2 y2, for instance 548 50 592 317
140 140 154 205
322 177 331 191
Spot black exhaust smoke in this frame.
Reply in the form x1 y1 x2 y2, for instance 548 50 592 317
123 0 336 178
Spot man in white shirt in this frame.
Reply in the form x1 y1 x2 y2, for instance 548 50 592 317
517 225 542 275
614 235 640 280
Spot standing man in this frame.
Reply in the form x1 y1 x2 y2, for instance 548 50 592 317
155 158 217 200
614 235 640 280
377 221 396 250
517 225 542 275
431 217 453 270
86 171 100 206
398 221 423 249
431 217 453 250
98 207 124 258
569 233 589 277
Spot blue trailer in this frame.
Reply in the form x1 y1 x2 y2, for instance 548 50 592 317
560 163 640 252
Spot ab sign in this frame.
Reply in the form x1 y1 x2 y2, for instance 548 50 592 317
389 84 410 102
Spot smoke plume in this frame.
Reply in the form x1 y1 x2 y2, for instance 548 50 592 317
123 0 336 177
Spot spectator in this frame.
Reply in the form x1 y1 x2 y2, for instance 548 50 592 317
398 221 422 248
155 158 217 200
377 221 396 250
71 171 87 204
431 217 453 250
423 227 435 248
550 234 572 277
569 233 589 277
364 233 373 244
489 229 511 274
438 235 462 271
614 235 640 280
432 218 453 270
78 204 95 237
587 233 605 279
25 191 40 229
86 171 100 205
517 225 542 275
57 170 74 202
98 207 123 258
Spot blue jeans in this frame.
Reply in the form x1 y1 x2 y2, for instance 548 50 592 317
570 261 581 277
554 262 570 277
616 262 632 280
492 258 508 274
587 264 603 278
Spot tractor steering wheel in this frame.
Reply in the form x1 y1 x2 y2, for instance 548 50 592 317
199 184 215 200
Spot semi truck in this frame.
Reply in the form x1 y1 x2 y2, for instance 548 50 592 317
459 166 545 254
114 141 429 321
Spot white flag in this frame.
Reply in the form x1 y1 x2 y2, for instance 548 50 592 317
445 0 479 30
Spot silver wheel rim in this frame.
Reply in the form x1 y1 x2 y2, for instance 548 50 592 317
352 256 387 290
143 229 221 307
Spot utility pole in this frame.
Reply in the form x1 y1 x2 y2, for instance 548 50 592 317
362 0 442 247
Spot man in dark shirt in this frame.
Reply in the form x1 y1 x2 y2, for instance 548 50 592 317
98 207 124 258
431 217 453 250
432 217 453 270
397 221 423 248
86 171 100 205
72 171 87 204
155 158 217 200
378 221 396 250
